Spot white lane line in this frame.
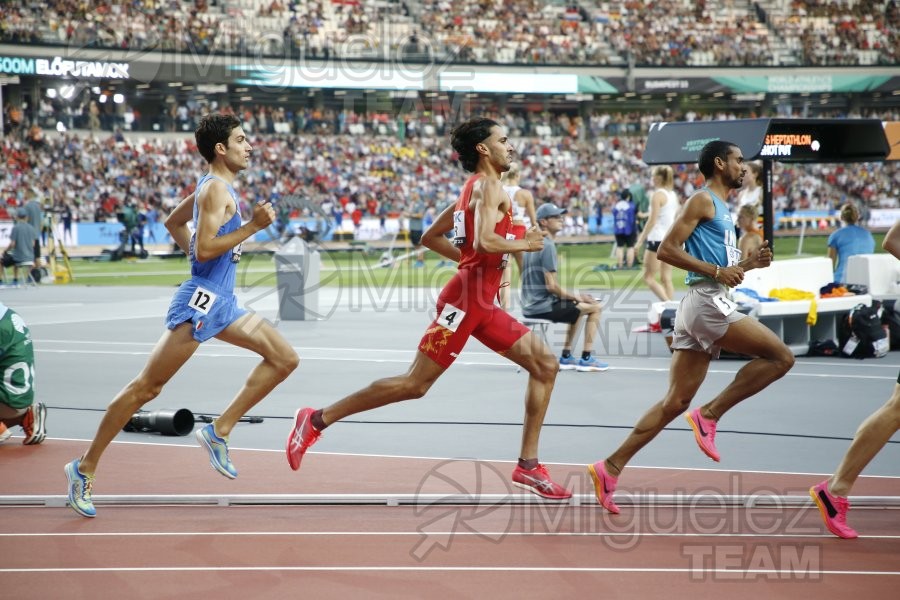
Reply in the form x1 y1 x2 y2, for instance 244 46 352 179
32 438 900 479
2 531 899 539
31 347 900 379
1 566 898 575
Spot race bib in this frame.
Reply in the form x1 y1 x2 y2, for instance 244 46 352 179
500 232 516 269
723 228 740 266
725 245 741 266
712 294 737 317
189 286 218 315
452 210 466 247
231 242 243 263
436 303 466 332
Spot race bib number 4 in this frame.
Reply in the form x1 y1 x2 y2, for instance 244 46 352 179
712 294 737 317
436 303 466 332
189 286 218 315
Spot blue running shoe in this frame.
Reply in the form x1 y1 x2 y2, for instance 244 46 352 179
196 423 237 479
559 356 578 371
65 459 96 518
576 356 609 372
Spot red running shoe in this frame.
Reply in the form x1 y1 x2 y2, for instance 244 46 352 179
286 407 322 471
685 408 720 462
511 463 572 500
810 480 858 539
588 461 620 514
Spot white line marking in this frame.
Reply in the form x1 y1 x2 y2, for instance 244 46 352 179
38 438 900 479
2 531 898 539
1 566 898 575
30 347 900 379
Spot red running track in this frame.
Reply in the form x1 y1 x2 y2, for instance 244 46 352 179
2 440 899 598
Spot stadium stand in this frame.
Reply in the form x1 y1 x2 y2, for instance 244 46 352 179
1 0 897 66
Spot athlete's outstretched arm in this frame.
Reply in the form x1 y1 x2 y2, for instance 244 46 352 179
164 193 196 255
421 202 460 262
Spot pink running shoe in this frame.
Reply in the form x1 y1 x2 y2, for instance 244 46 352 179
588 461 620 514
685 408 720 462
810 480 858 539
286 407 322 471
511 464 572 500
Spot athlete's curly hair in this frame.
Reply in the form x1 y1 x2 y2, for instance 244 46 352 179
450 118 499 173
195 113 241 164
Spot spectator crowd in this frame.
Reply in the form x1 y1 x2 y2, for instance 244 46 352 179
0 0 896 66
3 103 897 244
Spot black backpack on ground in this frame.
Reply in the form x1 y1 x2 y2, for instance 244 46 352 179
838 303 889 359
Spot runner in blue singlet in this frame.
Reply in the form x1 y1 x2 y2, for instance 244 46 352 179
65 114 300 518
588 139 795 515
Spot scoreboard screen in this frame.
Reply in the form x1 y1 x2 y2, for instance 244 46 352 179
644 118 889 164
760 120 889 162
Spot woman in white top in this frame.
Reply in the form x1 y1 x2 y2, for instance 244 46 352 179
736 161 762 209
636 165 679 301
499 163 538 310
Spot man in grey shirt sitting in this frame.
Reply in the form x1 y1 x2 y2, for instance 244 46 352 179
521 203 609 372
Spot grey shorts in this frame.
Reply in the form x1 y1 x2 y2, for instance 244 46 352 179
671 280 747 359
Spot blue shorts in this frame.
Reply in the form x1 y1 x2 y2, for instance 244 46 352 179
166 277 246 343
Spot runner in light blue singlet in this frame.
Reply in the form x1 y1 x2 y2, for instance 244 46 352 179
165 173 247 342
684 187 739 285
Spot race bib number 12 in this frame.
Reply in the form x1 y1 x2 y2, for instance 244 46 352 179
189 286 218 315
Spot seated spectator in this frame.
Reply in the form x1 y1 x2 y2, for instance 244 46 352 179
827 202 874 283
521 203 609 373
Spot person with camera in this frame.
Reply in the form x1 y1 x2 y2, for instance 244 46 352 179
65 114 299 518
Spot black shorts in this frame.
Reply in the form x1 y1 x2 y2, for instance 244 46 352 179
409 229 423 247
646 240 661 253
525 298 580 324
1 252 14 268
615 233 636 248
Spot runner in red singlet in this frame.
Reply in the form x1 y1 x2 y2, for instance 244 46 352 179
285 118 572 499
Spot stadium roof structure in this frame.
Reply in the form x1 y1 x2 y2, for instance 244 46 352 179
642 118 891 252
